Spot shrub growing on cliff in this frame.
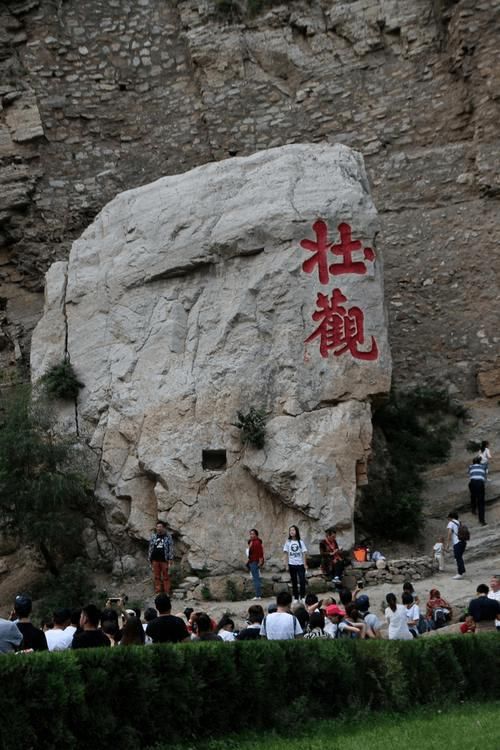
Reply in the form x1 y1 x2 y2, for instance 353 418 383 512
40 360 84 400
356 386 466 542
233 407 266 449
0 386 93 575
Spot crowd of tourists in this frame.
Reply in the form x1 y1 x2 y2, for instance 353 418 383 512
0 572 498 654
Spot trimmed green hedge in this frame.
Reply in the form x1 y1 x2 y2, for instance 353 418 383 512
1 635 499 750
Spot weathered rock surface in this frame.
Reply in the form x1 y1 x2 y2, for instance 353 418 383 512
1 0 500 398
31 143 391 573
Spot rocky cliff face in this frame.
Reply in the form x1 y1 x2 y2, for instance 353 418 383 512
1 0 499 397
31 143 391 572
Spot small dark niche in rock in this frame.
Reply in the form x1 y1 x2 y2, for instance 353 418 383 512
202 449 227 471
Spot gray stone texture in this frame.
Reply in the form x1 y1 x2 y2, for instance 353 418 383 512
31 143 391 572
0 0 499 395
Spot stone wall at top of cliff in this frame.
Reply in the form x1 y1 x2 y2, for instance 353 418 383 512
0 0 499 396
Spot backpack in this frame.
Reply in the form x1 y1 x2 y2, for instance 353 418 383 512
433 607 450 629
456 521 470 542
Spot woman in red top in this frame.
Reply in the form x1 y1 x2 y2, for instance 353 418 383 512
247 528 265 599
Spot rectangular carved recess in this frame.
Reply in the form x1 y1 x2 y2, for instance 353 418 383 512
202 449 227 471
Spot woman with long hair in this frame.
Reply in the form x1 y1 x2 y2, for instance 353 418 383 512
283 524 308 603
120 616 146 646
384 592 412 640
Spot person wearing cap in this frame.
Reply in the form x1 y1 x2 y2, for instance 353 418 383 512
0 614 23 654
324 604 361 638
353 594 382 637
12 595 48 652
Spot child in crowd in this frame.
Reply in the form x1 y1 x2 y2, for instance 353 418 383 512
460 615 476 634
433 535 445 571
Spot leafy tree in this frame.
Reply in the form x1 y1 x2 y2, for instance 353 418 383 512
356 386 465 542
0 386 93 576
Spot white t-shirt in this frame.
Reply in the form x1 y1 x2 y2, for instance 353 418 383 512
405 604 420 626
385 605 413 641
217 629 236 642
479 447 491 463
488 590 500 602
447 520 460 546
260 611 303 640
283 539 307 566
45 628 73 651
433 542 444 557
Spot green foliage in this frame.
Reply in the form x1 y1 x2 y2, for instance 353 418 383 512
466 439 480 453
224 578 241 601
40 360 84 400
0 386 93 574
33 558 96 619
0 634 498 750
357 386 466 542
201 583 212 601
233 406 266 449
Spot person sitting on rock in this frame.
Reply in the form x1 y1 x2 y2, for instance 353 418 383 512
319 527 345 585
425 588 452 629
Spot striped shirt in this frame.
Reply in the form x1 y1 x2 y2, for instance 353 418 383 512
468 463 486 482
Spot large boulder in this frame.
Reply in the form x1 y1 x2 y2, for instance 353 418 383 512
31 143 391 574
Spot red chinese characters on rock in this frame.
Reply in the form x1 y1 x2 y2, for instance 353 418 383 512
300 220 375 283
300 219 379 361
304 289 378 361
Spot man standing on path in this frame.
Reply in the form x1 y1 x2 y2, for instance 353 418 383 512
467 456 487 525
247 528 264 600
259 591 303 640
446 511 467 579
148 520 174 594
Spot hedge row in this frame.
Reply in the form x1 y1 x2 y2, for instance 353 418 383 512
1 634 499 750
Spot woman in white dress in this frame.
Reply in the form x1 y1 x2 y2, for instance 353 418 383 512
385 592 413 641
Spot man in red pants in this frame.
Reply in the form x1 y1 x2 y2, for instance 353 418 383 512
148 521 174 594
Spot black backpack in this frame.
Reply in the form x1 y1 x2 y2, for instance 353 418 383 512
456 521 470 542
